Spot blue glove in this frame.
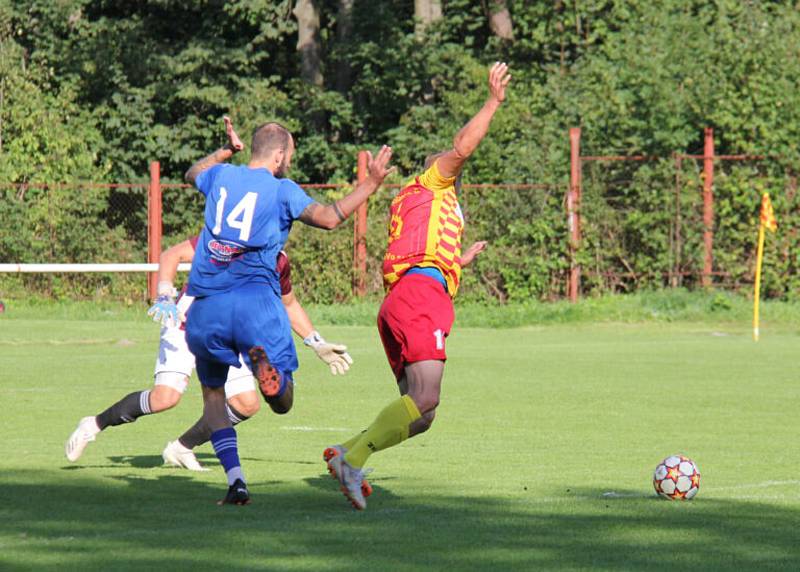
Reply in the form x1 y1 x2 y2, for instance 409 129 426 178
147 294 179 328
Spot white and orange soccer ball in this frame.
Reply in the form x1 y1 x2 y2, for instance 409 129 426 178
653 455 700 500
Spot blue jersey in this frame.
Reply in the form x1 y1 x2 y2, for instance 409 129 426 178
186 164 314 297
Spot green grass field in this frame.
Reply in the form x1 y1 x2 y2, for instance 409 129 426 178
1 305 799 570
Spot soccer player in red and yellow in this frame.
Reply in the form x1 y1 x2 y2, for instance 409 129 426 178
325 62 511 509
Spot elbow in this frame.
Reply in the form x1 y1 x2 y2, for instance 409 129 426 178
184 168 195 185
320 210 340 230
451 139 469 161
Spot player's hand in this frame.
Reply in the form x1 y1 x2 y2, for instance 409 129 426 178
460 240 488 267
223 116 244 152
366 145 396 184
304 331 354 375
147 295 179 328
488 62 511 103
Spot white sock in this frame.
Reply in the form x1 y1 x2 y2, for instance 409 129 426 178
226 466 245 486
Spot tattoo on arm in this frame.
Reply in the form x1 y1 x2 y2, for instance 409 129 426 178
333 201 346 223
298 202 326 228
185 145 235 183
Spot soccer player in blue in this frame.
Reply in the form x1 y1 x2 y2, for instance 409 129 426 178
183 116 393 505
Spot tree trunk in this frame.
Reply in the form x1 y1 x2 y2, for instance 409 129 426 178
485 0 514 41
335 0 353 93
293 0 323 87
414 0 442 34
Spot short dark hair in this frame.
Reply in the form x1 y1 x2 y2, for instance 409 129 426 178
424 151 447 169
424 151 462 193
251 122 292 160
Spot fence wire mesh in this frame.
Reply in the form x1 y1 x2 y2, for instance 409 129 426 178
2 151 798 302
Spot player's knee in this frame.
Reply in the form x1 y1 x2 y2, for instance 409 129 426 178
418 409 437 432
149 383 183 412
229 391 261 418
410 393 439 415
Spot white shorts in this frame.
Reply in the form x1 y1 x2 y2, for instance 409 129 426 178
154 325 255 398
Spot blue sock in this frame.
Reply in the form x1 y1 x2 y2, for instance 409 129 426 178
211 427 245 486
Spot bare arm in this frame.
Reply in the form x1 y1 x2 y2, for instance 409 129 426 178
437 62 511 178
282 290 354 375
184 116 244 185
298 145 394 230
460 241 488 267
281 290 315 339
157 239 196 293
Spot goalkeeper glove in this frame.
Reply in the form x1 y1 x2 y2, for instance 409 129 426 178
147 281 179 328
303 330 353 375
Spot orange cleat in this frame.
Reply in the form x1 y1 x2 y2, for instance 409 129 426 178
248 346 282 399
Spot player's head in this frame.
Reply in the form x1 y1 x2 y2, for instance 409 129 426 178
251 122 295 177
425 151 462 193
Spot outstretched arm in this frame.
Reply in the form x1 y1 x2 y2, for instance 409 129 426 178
282 290 353 375
460 241 488 267
436 62 511 178
184 116 244 185
298 145 394 230
282 290 314 339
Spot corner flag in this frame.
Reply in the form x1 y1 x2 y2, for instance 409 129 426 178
760 192 777 233
753 192 777 341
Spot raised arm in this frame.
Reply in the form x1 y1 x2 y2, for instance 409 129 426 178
282 290 353 375
184 116 244 185
436 62 511 178
298 145 394 230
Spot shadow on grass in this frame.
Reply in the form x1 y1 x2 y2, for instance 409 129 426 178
0 476 797 571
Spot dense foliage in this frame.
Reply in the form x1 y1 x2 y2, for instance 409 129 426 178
2 0 800 302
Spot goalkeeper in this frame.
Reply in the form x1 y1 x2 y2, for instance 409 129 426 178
65 237 352 470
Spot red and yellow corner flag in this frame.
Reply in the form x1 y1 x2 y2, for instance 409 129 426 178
753 192 777 341
760 192 777 233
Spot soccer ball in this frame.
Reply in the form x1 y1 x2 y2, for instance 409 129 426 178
653 455 700 500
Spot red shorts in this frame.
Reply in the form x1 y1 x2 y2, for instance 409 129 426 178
377 273 455 380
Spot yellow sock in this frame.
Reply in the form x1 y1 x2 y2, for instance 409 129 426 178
344 395 421 468
342 430 364 451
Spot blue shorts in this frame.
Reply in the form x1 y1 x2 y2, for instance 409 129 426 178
185 285 297 388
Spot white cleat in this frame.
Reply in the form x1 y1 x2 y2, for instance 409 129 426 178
327 453 367 510
323 445 374 498
162 440 209 472
65 416 101 462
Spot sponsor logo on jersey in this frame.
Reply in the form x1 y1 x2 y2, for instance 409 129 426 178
208 239 245 263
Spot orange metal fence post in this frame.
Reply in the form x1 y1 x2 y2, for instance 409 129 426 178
147 161 162 300
568 127 582 302
353 151 368 297
702 128 714 288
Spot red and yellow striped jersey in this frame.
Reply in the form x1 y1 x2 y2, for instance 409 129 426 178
382 161 464 297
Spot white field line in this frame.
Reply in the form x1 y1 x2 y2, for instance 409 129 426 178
279 426 352 432
0 263 191 273
711 480 800 491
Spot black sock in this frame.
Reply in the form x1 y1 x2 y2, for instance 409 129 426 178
178 404 250 450
95 390 152 430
